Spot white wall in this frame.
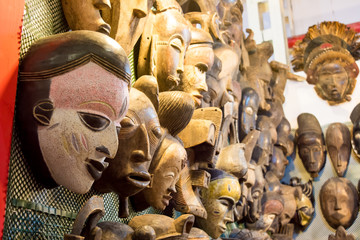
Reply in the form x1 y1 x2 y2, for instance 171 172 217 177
290 0 360 36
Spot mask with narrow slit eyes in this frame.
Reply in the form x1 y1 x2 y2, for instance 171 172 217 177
37 62 129 194
17 31 131 194
320 177 359 229
93 88 162 198
196 169 240 239
325 123 351 177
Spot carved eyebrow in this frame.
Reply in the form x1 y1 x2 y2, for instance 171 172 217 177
119 96 128 118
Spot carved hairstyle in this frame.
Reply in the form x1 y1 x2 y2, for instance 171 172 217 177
16 30 130 188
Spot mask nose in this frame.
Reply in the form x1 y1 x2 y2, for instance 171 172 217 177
224 209 234 222
133 0 148 18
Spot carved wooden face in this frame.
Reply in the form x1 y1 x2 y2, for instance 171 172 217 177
62 0 111 34
279 193 297 226
353 120 360 156
297 133 325 178
316 63 349 102
252 129 273 167
37 62 129 194
238 88 259 141
268 146 289 180
94 88 162 197
142 135 186 210
295 194 314 227
247 166 265 223
101 0 153 55
175 43 213 107
325 123 351 177
217 0 243 45
320 178 359 229
152 9 191 92
197 176 240 239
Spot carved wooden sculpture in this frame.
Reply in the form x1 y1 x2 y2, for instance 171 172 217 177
16 31 130 194
195 168 241 239
101 0 153 55
203 55 222 106
296 113 326 178
276 117 294 157
278 185 302 227
173 26 214 108
93 87 162 216
129 214 195 240
292 21 360 105
131 132 186 211
320 177 359 229
350 103 360 157
268 146 289 180
188 227 210 240
328 226 355 240
61 0 111 34
137 0 191 92
289 177 314 229
252 115 274 169
238 87 260 142
325 123 351 177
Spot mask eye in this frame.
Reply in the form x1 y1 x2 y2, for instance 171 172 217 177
78 112 110 131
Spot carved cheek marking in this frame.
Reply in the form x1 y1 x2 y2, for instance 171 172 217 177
72 133 80 153
62 133 70 155
81 134 88 151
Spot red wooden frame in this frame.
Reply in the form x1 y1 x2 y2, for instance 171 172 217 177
0 1 25 237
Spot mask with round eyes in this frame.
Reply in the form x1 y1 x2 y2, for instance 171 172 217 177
325 123 351 177
238 87 260 141
62 0 112 35
93 88 162 199
137 0 191 92
196 169 240 239
320 177 359 229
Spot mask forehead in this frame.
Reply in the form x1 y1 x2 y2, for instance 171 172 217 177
50 62 129 121
205 177 240 202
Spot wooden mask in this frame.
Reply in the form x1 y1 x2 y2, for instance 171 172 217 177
17 31 130 194
325 123 351 177
62 0 111 34
101 0 153 55
296 113 326 178
129 214 195 240
137 0 191 92
350 103 360 157
238 87 260 141
268 146 289 180
131 132 186 211
276 117 294 157
195 169 240 239
320 177 359 229
93 87 162 199
173 27 214 108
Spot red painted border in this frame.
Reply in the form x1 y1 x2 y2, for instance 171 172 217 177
288 21 360 48
0 1 25 238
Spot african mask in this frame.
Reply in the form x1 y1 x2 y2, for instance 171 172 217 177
195 168 240 239
320 177 359 229
252 116 274 168
101 0 153 55
202 55 222 105
131 132 186 211
296 113 326 178
246 164 266 224
93 88 162 199
174 27 214 108
217 0 243 46
291 21 359 105
278 185 302 227
276 117 294 157
289 177 314 229
328 226 355 240
209 42 239 108
137 0 191 92
246 173 284 232
62 0 111 34
215 143 248 179
325 123 351 177
268 146 289 180
350 103 360 157
16 31 130 194
129 214 195 240
238 87 260 141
